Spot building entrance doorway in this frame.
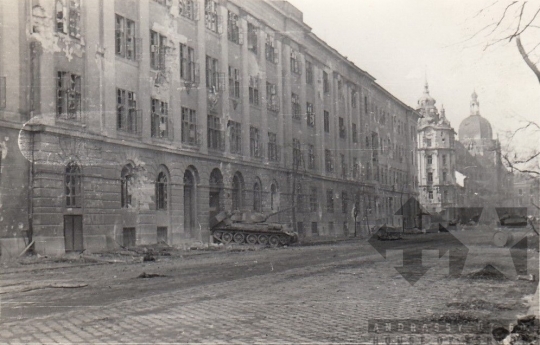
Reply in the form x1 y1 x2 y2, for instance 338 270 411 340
64 215 83 252
209 169 223 228
184 170 196 238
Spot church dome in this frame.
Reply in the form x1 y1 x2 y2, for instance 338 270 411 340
459 115 493 141
458 91 493 141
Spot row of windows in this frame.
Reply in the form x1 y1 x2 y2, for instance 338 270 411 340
64 158 407 223
426 171 449 183
426 154 448 165
59 2 414 132
427 189 451 203
294 186 398 217
65 162 170 210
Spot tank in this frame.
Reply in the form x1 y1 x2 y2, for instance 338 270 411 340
374 224 402 240
211 208 298 247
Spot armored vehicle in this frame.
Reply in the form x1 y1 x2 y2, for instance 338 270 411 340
211 209 298 247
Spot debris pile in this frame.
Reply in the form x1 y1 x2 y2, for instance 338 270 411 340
466 264 507 281
493 315 539 345
446 299 512 311
137 272 167 279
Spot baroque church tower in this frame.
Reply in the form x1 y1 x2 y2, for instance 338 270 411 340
416 83 458 214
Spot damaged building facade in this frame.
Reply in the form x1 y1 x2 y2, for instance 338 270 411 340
0 0 419 257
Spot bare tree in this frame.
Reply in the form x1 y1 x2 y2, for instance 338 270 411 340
471 1 540 176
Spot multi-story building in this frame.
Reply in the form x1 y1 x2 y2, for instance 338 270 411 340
0 0 419 257
416 83 457 214
415 85 513 221
456 91 513 207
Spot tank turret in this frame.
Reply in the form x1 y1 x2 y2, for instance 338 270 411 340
211 207 298 246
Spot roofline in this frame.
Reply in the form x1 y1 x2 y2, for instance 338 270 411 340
263 1 418 113
371 82 421 116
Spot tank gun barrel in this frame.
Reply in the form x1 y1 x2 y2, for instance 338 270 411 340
262 205 297 222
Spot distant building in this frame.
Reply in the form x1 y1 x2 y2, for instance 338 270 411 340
416 87 513 218
456 91 513 208
416 83 457 214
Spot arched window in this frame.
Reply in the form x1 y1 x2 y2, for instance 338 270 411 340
253 181 262 212
121 165 133 208
65 162 81 207
155 172 168 210
270 183 277 211
232 173 244 210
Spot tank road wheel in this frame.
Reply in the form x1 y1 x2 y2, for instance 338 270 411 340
269 235 280 247
258 234 269 245
279 236 290 246
246 234 258 245
233 232 245 244
221 231 233 244
213 231 223 240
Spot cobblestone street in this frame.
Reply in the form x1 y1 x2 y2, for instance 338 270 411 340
0 237 537 343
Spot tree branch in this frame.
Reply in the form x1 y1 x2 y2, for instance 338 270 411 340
487 1 518 36
514 151 540 164
513 5 540 39
517 35 540 82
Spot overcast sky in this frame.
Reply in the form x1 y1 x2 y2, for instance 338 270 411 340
286 0 540 141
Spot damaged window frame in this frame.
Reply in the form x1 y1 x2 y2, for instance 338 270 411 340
227 11 242 45
115 14 137 61
305 60 313 85
326 189 334 213
250 126 262 158
180 43 197 83
265 33 278 64
247 23 258 54
267 132 279 162
116 88 139 133
249 76 260 106
325 149 333 173
324 110 330 133
228 66 241 99
204 0 222 34
150 31 167 71
229 120 242 154
207 114 224 151
307 144 316 170
291 93 301 120
266 81 279 113
181 107 198 146
307 102 315 127
290 50 302 75
292 138 303 168
151 98 169 139
56 71 82 121
55 0 81 39
205 55 220 91
179 0 198 21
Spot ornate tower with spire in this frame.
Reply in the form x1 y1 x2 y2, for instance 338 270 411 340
416 82 458 214
457 91 513 206
459 91 494 157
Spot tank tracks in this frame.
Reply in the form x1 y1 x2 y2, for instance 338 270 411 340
212 230 292 247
